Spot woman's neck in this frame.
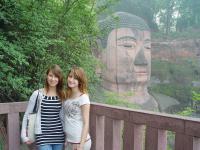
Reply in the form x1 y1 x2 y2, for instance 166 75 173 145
71 87 82 99
45 87 57 96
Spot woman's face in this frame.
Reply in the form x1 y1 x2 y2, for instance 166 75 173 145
67 72 79 89
47 71 59 87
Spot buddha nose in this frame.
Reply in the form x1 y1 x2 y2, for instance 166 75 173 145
134 49 148 66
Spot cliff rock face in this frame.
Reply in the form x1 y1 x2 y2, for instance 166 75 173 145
151 39 200 61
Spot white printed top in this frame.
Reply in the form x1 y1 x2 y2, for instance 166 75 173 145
63 94 90 143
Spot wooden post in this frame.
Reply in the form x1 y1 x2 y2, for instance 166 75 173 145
104 117 113 150
7 113 20 150
193 137 200 150
175 133 193 150
96 116 105 150
113 120 122 150
134 124 144 150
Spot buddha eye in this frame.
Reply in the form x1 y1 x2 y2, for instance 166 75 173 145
118 42 136 49
117 37 137 49
123 44 134 48
144 46 151 49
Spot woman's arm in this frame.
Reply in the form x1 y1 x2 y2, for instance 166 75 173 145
79 104 90 149
21 90 39 143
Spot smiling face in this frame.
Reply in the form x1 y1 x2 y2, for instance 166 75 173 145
66 67 88 98
67 72 79 89
102 27 151 89
47 71 59 87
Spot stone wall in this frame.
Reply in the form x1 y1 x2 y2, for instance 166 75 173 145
151 39 200 61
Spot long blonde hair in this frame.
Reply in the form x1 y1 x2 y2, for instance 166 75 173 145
66 66 88 98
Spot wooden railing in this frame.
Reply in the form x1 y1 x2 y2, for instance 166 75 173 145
1 102 200 150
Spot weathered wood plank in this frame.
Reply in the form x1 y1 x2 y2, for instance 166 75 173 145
123 122 134 150
0 102 200 150
93 105 130 121
7 113 20 150
11 102 27 113
175 133 193 150
185 120 200 137
104 117 113 150
0 102 27 114
145 127 158 150
193 137 200 150
113 120 122 150
133 124 144 150
90 112 96 150
130 112 185 133
95 115 105 150
0 103 10 114
157 130 167 150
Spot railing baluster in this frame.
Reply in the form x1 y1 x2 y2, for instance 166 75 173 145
113 120 122 150
96 115 105 150
193 137 200 150
104 117 113 150
144 127 167 150
123 121 134 150
7 113 20 150
90 112 96 150
175 133 193 150
134 124 144 150
158 129 167 150
145 127 158 150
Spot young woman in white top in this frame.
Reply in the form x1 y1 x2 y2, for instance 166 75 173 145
21 64 65 150
63 66 91 150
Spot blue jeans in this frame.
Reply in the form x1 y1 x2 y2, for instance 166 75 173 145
38 144 63 150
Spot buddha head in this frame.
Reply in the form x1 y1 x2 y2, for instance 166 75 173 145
99 12 151 93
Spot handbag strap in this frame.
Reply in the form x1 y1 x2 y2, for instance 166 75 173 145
32 90 40 113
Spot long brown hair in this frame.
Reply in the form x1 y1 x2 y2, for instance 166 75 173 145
45 64 65 100
66 66 88 99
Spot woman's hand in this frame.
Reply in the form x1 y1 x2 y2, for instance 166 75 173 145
25 140 33 145
72 143 83 150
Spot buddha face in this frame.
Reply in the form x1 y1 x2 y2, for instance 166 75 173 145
102 27 151 86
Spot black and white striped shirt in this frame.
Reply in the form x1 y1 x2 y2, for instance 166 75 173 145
35 95 65 145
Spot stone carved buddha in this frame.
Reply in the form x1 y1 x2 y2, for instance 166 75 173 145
98 12 158 110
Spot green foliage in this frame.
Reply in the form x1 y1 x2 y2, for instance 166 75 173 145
191 90 200 113
152 28 200 40
176 0 200 31
177 107 194 116
171 90 200 116
151 58 200 83
167 131 175 150
90 83 140 108
0 0 100 102
150 58 200 111
104 91 140 109
104 0 159 31
192 91 200 102
104 0 200 36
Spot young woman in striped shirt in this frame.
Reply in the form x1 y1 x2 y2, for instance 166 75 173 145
21 64 65 150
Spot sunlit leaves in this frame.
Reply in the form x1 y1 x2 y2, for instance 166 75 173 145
0 0 100 102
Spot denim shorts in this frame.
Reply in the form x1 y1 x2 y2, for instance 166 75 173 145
38 144 64 150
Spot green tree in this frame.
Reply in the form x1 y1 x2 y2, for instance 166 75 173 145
0 0 100 102
176 0 200 31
